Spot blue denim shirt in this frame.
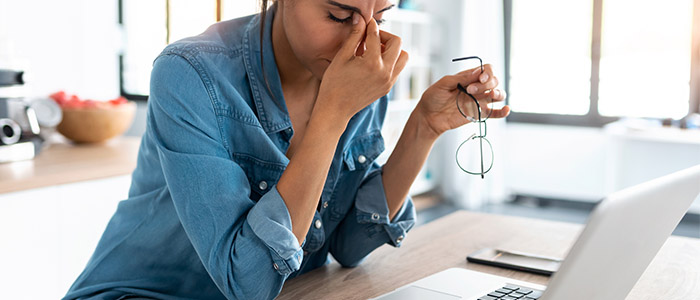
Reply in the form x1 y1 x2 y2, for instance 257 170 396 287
64 6 415 300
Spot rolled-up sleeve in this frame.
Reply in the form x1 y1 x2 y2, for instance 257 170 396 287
246 186 305 274
329 163 416 267
149 53 301 299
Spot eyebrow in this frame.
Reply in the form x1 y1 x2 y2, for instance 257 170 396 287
327 1 396 16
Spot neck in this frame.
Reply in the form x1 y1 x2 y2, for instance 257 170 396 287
271 5 318 89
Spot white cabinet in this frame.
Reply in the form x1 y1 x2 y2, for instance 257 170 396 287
604 122 700 213
504 122 700 213
0 175 131 300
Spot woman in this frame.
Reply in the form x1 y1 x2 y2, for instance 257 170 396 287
64 0 508 299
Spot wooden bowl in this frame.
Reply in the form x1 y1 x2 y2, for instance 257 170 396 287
57 101 136 143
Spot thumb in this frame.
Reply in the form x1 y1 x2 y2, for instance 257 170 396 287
337 13 366 58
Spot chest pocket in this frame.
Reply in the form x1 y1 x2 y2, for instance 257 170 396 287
342 130 385 172
232 153 286 202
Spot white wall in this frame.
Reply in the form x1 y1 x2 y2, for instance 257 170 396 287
504 123 608 201
0 0 121 100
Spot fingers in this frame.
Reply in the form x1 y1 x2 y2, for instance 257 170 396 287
453 66 486 85
380 30 402 65
472 89 507 118
434 75 471 91
393 50 409 77
433 68 482 91
466 76 498 94
364 19 381 59
492 89 506 102
337 12 367 59
486 105 511 119
370 25 406 79
466 64 498 94
475 88 507 103
436 63 500 93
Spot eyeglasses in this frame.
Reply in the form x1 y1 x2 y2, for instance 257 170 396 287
453 56 494 179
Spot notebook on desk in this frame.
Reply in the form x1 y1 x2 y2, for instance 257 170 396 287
374 164 700 300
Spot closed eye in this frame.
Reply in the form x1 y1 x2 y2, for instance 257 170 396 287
327 12 352 23
327 12 386 25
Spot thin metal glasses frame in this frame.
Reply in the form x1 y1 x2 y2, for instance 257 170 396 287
453 56 495 179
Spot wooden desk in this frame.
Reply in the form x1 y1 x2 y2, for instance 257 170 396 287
0 136 140 194
279 211 700 299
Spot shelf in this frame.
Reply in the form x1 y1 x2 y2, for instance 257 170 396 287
384 9 431 24
379 7 436 197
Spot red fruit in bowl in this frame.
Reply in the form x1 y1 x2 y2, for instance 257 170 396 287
50 91 69 106
65 98 83 108
108 97 128 105
50 91 132 110
83 100 99 108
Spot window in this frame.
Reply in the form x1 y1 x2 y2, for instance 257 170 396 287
508 0 593 116
598 0 693 119
118 0 259 100
504 0 700 126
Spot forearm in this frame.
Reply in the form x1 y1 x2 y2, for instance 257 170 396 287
382 110 439 220
276 108 348 246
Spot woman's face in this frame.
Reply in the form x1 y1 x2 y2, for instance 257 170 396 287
278 0 396 80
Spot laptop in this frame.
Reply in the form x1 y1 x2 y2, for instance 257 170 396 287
374 164 700 300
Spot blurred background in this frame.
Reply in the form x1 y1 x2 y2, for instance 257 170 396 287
0 0 698 298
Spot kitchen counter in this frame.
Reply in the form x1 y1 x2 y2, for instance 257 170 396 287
0 136 141 194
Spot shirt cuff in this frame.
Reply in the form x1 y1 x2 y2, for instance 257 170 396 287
355 167 416 247
247 185 304 275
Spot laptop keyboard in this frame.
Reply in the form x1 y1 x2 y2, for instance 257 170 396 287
477 284 543 300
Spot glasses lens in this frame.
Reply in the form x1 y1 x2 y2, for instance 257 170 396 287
456 134 494 175
456 88 496 122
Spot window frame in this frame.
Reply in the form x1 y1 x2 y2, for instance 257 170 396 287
117 0 223 101
503 0 700 127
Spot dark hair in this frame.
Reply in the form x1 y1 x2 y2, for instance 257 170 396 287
259 0 276 100
260 0 271 58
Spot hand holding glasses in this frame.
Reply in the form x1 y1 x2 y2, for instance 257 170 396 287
452 56 495 179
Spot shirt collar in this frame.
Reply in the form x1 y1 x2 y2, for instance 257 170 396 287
242 3 292 134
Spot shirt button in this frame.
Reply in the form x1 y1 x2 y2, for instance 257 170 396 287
322 201 329 209
371 213 380 221
273 263 279 270
396 235 404 244
357 155 367 164
258 181 268 190
314 219 322 229
286 128 293 134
